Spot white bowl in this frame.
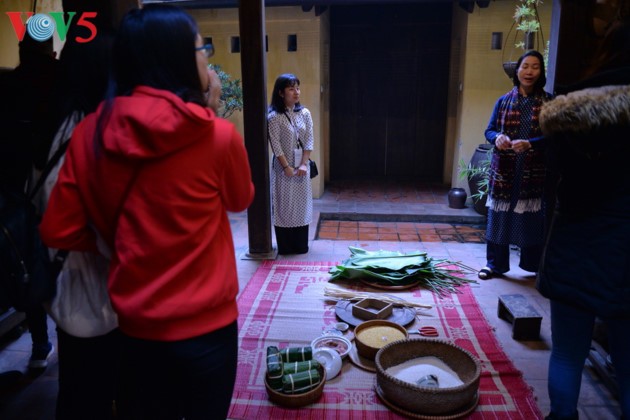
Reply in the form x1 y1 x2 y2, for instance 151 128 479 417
312 347 342 380
311 335 352 359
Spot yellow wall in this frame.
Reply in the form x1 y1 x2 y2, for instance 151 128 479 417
451 1 552 190
190 6 327 197
0 0 64 68
1 3 551 198
191 3 552 196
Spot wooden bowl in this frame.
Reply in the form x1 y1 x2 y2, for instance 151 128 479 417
354 319 408 361
265 365 326 408
375 338 481 415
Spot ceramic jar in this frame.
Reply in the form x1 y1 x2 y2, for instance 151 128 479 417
448 188 467 209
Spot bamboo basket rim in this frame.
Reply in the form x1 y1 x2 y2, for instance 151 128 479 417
375 338 481 394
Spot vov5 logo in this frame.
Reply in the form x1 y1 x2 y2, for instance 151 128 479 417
6 11 98 43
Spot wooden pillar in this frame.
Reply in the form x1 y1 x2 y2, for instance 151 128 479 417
239 0 275 258
545 0 562 93
548 0 601 91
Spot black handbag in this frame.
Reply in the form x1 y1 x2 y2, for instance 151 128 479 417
308 159 318 179
285 112 318 179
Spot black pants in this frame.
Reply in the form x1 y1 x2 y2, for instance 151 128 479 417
56 328 121 420
275 225 309 255
486 241 542 273
26 304 48 346
117 321 238 420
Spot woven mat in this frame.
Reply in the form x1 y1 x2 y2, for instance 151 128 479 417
228 261 543 419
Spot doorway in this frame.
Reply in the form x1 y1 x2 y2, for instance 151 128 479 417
329 4 452 182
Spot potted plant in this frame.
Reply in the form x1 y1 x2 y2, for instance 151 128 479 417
208 64 243 119
458 144 493 216
502 0 545 79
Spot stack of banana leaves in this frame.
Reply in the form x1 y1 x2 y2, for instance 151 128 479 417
328 246 476 297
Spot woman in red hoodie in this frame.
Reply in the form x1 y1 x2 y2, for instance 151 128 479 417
39 5 254 419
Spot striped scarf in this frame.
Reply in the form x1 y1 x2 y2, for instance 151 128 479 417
487 87 548 213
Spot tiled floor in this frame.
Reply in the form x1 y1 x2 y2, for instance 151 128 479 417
0 181 622 419
317 220 486 243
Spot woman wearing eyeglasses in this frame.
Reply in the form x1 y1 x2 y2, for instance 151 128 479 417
40 5 254 419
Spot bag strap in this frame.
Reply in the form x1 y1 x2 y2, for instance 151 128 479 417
283 111 303 149
34 138 73 267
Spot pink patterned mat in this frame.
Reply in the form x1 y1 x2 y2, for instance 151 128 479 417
228 261 543 419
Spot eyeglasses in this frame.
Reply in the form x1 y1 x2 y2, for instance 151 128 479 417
195 44 214 58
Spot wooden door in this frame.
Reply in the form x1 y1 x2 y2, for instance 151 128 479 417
330 4 452 181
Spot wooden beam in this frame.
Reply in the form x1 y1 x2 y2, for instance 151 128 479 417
238 0 275 258
550 0 601 90
111 0 140 28
62 0 138 31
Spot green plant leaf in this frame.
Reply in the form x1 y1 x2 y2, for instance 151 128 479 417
457 147 492 199
208 64 244 118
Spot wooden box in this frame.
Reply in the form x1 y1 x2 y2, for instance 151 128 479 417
352 298 393 320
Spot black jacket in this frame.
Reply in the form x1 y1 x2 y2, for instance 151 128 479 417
536 68 630 318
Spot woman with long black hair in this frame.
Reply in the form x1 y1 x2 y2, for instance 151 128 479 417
40 5 254 419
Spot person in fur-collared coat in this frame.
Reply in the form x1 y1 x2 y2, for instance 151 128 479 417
536 19 630 420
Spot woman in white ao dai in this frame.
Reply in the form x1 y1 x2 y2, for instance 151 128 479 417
268 73 313 254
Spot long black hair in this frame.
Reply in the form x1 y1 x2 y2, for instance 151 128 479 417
269 73 303 113
96 5 206 151
512 50 547 91
110 4 205 105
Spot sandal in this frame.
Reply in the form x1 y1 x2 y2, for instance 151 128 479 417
478 267 494 280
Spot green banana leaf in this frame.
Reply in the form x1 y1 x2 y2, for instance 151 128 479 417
328 246 476 296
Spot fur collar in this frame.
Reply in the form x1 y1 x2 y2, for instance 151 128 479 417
540 84 630 136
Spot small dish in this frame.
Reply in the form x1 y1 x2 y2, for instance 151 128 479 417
312 347 342 380
323 329 343 337
334 322 349 332
311 335 352 359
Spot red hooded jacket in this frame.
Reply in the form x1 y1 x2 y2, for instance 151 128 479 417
40 86 254 341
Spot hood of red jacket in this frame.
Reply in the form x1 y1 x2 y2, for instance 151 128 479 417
99 86 215 161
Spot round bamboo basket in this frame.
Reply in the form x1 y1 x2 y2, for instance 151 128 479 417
354 319 409 360
375 339 481 415
265 365 326 408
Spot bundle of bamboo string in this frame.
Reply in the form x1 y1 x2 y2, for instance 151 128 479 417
324 286 433 310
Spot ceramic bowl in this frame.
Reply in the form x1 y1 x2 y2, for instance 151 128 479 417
312 347 342 380
311 334 352 359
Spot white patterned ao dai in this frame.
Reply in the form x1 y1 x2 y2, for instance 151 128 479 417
268 107 314 227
